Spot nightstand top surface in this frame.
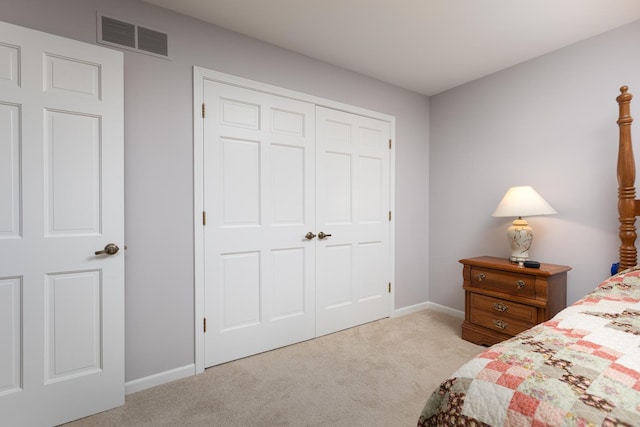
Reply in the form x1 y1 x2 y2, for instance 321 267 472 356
459 256 571 276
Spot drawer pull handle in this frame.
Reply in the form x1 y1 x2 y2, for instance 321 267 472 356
515 279 525 289
493 302 508 312
493 319 508 330
477 273 486 282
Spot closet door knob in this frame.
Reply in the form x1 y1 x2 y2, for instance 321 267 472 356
305 232 316 240
318 232 332 239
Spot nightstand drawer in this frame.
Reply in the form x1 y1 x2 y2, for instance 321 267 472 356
469 267 536 299
469 293 537 324
469 308 534 336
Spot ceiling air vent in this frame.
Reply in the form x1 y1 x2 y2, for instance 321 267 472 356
98 14 170 59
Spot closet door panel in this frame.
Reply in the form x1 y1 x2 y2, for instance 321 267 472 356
203 81 316 367
316 106 391 336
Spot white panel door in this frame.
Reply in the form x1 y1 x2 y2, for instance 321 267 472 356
315 106 390 336
0 21 124 426
203 80 316 367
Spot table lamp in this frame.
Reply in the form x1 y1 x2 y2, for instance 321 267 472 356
492 186 556 262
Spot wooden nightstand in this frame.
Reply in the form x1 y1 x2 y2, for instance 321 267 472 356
460 256 571 346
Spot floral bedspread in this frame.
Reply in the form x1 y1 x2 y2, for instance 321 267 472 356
418 267 640 426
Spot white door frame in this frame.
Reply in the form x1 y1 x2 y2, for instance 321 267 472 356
193 67 395 373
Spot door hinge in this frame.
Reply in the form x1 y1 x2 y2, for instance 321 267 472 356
388 282 391 293
389 139 392 149
203 317 207 333
388 211 392 221
202 103 206 118
203 211 206 226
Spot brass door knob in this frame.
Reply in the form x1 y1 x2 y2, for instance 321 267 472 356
318 232 332 239
305 232 316 240
95 243 120 255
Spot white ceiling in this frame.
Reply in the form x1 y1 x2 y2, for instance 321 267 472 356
143 0 640 95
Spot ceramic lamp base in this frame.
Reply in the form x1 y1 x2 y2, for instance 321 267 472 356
507 217 533 262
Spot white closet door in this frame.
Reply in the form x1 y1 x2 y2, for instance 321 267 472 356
203 80 316 367
0 21 124 426
315 106 391 336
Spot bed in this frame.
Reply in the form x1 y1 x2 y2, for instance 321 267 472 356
417 86 640 426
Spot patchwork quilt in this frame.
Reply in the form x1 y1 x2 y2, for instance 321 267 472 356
418 267 640 426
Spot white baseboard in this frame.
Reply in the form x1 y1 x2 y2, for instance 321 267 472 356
392 301 430 317
125 364 195 395
425 301 464 319
393 301 464 319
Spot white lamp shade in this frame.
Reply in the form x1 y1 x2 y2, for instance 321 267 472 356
492 186 556 218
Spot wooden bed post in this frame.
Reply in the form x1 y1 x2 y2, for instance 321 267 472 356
617 86 637 271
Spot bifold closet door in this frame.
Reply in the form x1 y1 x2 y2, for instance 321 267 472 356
315 106 391 336
202 80 316 367
202 80 392 367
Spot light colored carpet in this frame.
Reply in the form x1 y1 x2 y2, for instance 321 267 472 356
64 309 482 427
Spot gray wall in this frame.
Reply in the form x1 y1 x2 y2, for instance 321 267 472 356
429 20 640 310
1 0 430 382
